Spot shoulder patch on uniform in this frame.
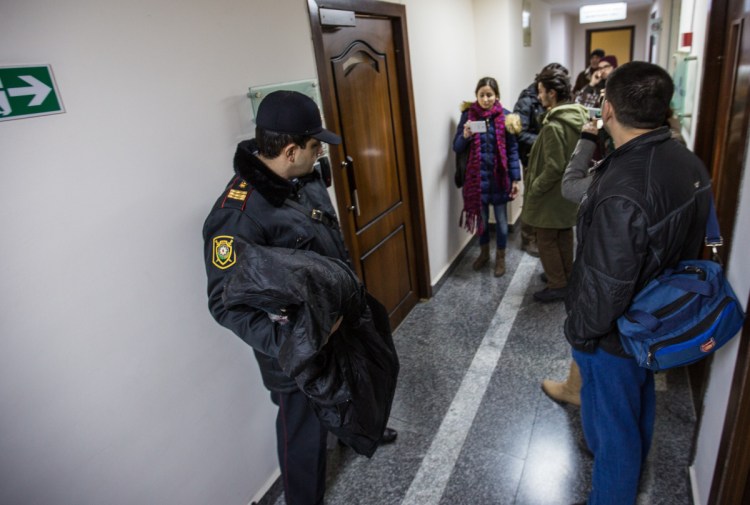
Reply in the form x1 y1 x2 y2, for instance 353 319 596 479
221 178 252 210
212 235 236 270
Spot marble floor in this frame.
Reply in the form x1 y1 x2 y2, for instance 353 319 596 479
263 230 697 505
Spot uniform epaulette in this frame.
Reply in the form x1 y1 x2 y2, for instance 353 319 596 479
220 177 253 210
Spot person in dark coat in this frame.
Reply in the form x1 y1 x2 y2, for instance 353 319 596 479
575 55 618 109
453 77 521 277
565 62 711 505
573 48 605 95
202 90 396 505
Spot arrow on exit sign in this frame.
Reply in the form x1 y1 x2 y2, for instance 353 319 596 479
0 65 64 121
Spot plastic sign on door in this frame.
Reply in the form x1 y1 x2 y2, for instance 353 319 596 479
0 65 64 122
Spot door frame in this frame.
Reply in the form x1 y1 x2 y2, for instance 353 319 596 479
307 0 431 301
693 0 750 501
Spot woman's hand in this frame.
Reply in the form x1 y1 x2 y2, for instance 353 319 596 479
510 180 520 200
463 121 473 139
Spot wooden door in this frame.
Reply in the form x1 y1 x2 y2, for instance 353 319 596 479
586 26 635 65
308 0 430 329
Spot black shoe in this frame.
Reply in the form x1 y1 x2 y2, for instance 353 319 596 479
540 272 548 283
533 287 567 303
381 427 398 444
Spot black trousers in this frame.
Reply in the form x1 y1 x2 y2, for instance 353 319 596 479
270 390 327 505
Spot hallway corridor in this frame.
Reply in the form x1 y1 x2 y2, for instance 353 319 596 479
264 230 696 505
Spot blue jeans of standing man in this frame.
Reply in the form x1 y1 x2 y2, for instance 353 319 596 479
572 347 655 505
479 202 508 249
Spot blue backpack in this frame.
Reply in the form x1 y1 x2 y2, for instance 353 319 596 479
617 197 745 371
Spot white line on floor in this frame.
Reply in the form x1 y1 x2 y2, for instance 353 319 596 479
400 253 539 505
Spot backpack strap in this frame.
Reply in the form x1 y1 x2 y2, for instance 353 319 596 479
705 194 722 251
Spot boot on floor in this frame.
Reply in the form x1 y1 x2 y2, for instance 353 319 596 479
494 249 506 277
541 360 582 406
472 244 490 270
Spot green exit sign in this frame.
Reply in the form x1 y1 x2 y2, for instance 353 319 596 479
0 65 64 122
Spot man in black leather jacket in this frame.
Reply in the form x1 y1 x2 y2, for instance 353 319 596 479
564 63 711 505
203 91 395 505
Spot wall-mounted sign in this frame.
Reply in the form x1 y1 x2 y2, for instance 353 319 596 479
0 65 64 122
247 79 323 118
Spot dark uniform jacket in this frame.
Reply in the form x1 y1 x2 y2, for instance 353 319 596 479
564 127 712 356
203 139 351 392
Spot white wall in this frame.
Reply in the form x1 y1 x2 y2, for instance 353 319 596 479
398 0 478 283
472 0 553 111
549 13 575 71
0 1 315 503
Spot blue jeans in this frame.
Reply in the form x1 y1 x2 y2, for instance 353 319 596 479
479 202 508 249
573 347 655 505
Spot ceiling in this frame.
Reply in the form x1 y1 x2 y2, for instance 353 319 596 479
541 0 653 15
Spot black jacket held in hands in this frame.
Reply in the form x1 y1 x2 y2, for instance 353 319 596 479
223 241 399 457
564 127 712 356
203 139 350 392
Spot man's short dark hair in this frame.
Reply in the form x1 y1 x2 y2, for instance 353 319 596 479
255 127 311 158
591 49 605 58
535 67 572 102
604 62 674 129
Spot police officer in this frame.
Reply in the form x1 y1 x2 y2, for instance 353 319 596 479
203 90 396 505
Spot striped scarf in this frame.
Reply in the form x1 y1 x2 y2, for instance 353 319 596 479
460 100 508 235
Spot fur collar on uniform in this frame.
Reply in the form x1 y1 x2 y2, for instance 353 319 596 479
233 139 295 207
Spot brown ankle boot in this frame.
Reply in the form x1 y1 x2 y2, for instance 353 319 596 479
472 244 490 270
494 248 506 277
541 360 582 406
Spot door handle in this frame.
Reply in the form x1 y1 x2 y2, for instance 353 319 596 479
342 156 360 216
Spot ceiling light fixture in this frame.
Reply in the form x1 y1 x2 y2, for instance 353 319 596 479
579 2 628 23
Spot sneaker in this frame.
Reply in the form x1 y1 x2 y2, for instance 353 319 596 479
533 287 567 303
